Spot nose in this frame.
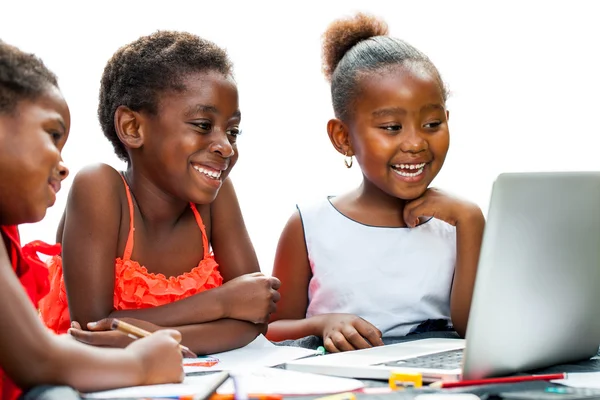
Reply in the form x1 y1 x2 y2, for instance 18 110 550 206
399 124 428 154
58 159 69 181
209 132 235 158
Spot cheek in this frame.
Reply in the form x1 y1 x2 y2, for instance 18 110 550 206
356 134 394 165
431 132 450 161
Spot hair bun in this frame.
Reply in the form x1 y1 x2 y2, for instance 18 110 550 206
321 13 389 81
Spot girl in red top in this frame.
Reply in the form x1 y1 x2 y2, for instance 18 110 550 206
39 31 281 355
0 40 183 400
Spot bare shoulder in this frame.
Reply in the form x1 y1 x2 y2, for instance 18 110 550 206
278 210 305 250
66 163 124 214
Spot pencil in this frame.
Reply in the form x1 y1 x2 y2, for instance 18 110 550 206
429 373 567 388
110 318 196 357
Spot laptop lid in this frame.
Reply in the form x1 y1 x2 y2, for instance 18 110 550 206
462 172 600 379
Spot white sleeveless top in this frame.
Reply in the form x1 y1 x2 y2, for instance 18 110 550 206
299 198 457 337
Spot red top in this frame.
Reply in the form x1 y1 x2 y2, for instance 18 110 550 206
40 174 223 334
0 225 60 400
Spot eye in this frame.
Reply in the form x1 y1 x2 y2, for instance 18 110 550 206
423 121 442 129
191 121 212 132
48 131 64 144
381 124 402 133
227 127 242 138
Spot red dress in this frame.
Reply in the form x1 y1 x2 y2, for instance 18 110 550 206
0 225 60 400
40 175 223 334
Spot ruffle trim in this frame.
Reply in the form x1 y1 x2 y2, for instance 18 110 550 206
113 257 223 309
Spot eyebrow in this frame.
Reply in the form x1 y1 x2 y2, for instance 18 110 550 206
421 103 446 112
184 104 241 119
371 104 445 118
372 107 406 118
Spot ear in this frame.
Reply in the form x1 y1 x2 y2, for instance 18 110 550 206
114 105 144 151
326 118 353 156
446 110 450 121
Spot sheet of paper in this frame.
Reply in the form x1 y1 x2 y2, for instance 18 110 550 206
552 372 600 388
84 367 365 399
83 373 225 399
183 334 318 373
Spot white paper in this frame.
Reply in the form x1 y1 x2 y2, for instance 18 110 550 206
84 373 226 399
84 367 365 399
552 371 600 388
183 334 317 373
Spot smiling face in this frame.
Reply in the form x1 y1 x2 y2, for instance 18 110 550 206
133 70 240 204
0 85 70 225
345 64 449 201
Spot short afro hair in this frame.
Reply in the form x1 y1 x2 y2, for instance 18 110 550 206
98 30 234 162
0 41 58 115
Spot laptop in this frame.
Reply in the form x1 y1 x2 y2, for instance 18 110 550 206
286 172 600 382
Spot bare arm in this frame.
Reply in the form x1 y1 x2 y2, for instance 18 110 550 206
210 178 260 280
0 234 181 392
267 211 321 341
176 320 264 354
62 164 230 327
450 207 485 337
76 318 265 356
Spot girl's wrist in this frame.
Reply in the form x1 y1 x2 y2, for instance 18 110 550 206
306 314 327 337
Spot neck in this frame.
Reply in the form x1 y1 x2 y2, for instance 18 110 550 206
355 176 408 219
123 166 189 227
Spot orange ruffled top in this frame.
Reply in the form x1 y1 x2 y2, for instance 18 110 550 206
40 174 223 334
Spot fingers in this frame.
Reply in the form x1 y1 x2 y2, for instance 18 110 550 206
271 289 281 303
268 276 281 290
181 347 197 359
354 319 384 347
70 321 82 330
87 318 115 331
341 325 373 350
325 331 355 353
156 328 182 344
68 327 120 347
404 197 426 228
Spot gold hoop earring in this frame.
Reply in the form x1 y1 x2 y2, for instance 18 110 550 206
344 153 353 168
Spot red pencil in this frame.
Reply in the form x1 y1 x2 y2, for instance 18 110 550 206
429 373 567 388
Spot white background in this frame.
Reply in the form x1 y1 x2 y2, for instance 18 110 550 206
3 1 600 275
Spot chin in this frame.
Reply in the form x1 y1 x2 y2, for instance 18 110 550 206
189 190 220 205
396 186 429 201
26 208 48 224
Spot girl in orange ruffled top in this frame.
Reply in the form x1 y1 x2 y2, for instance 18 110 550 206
39 31 281 355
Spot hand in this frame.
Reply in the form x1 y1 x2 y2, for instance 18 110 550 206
221 272 281 324
68 320 134 348
126 329 185 385
403 188 482 228
318 313 384 353
69 318 197 357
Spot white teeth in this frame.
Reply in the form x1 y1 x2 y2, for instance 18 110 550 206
394 162 426 170
393 168 424 178
193 165 222 180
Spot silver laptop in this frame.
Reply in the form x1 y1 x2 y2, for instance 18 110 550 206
286 172 600 382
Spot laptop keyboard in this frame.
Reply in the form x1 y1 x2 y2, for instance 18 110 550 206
381 348 464 370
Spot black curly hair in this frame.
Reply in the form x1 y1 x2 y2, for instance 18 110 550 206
322 13 447 122
98 31 234 162
0 41 58 115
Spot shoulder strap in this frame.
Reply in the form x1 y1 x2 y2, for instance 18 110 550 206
119 174 135 261
189 203 210 258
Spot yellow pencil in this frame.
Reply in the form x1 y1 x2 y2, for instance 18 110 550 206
110 318 196 357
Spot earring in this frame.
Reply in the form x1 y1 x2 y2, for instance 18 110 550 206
344 152 353 168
